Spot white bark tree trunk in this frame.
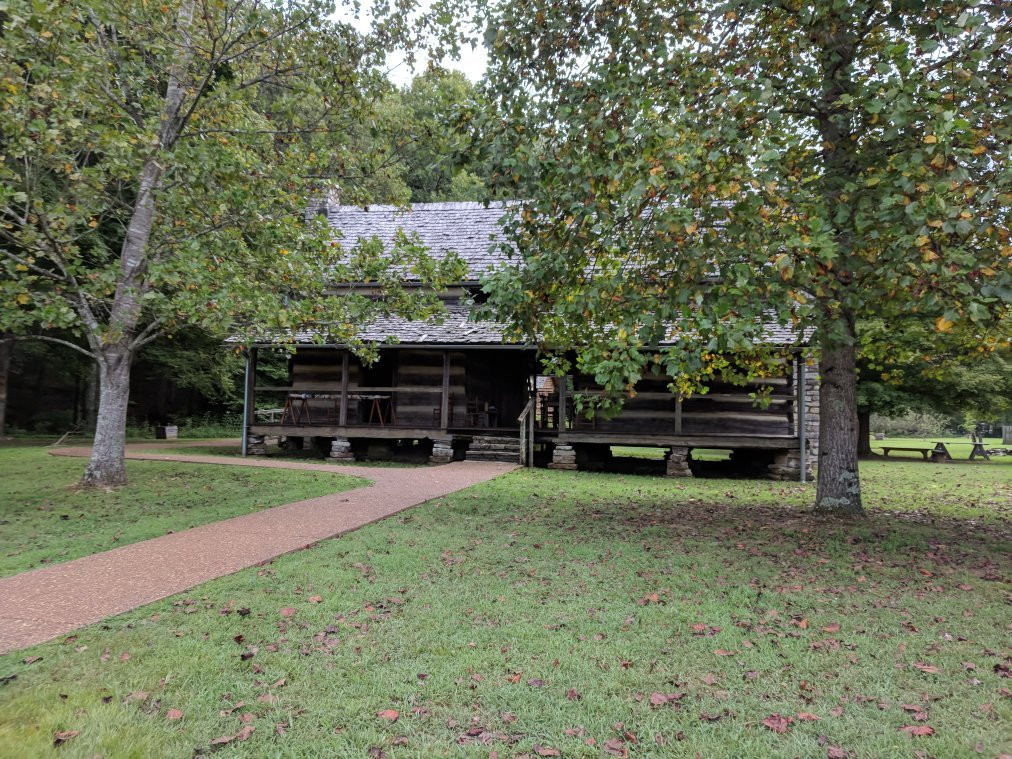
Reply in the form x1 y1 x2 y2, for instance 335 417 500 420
82 347 132 487
77 0 195 487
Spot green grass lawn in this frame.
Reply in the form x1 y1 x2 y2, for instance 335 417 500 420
150 444 422 467
0 445 366 578
0 458 1007 758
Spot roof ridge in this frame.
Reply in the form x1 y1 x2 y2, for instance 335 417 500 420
328 201 517 213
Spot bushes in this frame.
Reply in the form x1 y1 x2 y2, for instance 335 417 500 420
870 409 952 437
174 412 243 438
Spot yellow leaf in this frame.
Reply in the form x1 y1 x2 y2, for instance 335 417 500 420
914 235 930 246
934 316 953 332
88 219 98 228
972 145 986 155
685 223 698 234
15 264 28 271
923 135 937 144
16 294 29 305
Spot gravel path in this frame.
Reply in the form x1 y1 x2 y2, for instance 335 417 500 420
0 442 515 653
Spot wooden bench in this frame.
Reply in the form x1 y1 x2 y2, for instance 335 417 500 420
880 446 935 460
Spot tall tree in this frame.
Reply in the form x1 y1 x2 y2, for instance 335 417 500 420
398 69 488 201
478 0 1010 513
857 318 1011 451
0 0 465 486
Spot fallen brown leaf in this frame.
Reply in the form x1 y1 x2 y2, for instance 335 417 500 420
52 730 79 747
165 708 184 721
376 709 399 722
762 713 793 733
235 725 255 741
603 737 628 757
898 725 935 737
534 747 561 757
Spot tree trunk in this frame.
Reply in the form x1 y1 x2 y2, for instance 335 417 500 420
81 347 133 487
815 335 863 515
0 333 12 438
83 360 99 430
857 408 872 457
76 0 196 485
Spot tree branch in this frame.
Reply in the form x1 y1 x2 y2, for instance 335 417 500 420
21 334 97 360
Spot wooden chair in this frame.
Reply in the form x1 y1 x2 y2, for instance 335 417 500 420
432 396 454 428
465 398 488 427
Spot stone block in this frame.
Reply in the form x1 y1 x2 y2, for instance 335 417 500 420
665 446 692 477
329 436 354 461
246 434 267 456
549 444 578 470
429 437 454 465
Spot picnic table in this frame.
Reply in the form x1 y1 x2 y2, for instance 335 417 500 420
932 439 991 461
877 440 991 462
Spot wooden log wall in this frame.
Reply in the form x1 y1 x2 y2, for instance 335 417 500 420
288 348 356 423
572 358 795 438
284 348 535 430
392 350 466 427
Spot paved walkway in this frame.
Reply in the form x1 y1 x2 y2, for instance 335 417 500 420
0 442 515 653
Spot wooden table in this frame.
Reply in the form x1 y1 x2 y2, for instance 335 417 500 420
351 394 395 426
281 393 314 425
933 441 991 461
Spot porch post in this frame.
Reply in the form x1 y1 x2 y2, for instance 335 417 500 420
440 350 450 429
242 347 258 457
241 350 251 457
675 395 683 435
339 351 349 426
557 374 567 431
798 358 807 484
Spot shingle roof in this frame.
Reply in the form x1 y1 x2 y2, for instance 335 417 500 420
298 201 810 348
288 305 511 346
326 201 514 282
283 304 805 347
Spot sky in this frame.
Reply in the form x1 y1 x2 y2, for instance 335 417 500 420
333 1 489 87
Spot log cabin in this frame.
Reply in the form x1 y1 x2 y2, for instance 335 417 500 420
243 201 818 479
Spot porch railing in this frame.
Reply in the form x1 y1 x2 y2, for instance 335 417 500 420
517 395 537 468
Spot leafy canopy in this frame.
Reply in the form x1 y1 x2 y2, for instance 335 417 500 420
477 0 1010 396
0 0 467 356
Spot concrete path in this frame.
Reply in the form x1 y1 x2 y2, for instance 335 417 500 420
0 442 515 653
